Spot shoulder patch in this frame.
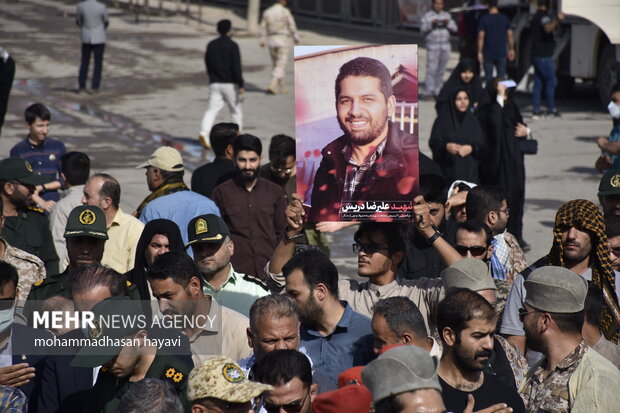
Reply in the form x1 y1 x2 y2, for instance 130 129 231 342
242 274 268 291
33 279 44 287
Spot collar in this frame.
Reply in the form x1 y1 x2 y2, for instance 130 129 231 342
203 265 237 290
302 301 351 337
109 207 124 228
200 295 220 333
26 135 45 149
341 137 387 167
537 340 588 376
366 279 398 293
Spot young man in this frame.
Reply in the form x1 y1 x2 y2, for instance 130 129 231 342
282 249 374 378
477 0 515 84
187 214 269 317
421 0 457 99
256 350 317 413
596 84 620 169
437 289 525 412
520 267 620 411
10 103 66 210
147 250 250 364
82 173 144 273
71 296 192 412
199 20 244 148
191 122 238 198
211 134 287 280
49 152 90 272
259 134 296 199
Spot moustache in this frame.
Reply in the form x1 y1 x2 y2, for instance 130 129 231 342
475 349 493 358
346 116 370 123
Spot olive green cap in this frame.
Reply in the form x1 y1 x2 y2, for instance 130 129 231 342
64 205 108 240
0 158 51 185
598 169 620 196
71 296 145 368
441 258 496 292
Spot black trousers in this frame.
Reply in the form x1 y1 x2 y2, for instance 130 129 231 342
79 43 105 90
0 56 15 137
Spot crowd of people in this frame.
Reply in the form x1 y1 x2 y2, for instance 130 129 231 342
0 0 619 412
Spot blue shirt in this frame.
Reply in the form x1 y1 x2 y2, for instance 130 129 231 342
139 189 221 249
10 137 66 202
478 13 511 59
300 302 375 379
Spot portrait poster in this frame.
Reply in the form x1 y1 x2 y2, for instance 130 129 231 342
294 44 419 222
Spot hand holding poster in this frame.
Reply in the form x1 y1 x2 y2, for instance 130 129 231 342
294 45 420 221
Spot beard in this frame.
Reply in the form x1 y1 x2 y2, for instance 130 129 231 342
524 321 543 353
453 336 492 373
10 191 31 209
297 294 324 328
236 166 259 184
338 109 389 146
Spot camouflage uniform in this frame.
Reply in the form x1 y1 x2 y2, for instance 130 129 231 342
495 335 528 390
520 341 587 412
260 2 299 92
0 237 45 307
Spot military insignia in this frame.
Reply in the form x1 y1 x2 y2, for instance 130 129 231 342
195 219 208 235
90 318 103 339
79 209 96 225
126 280 132 287
611 174 620 188
222 363 245 383
24 161 33 173
33 279 44 287
173 372 184 383
165 367 176 378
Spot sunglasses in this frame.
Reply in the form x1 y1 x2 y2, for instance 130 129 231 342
352 243 389 255
263 392 308 413
454 245 487 257
518 307 542 322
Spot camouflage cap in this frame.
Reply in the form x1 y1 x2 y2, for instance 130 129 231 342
136 146 184 172
0 158 51 185
524 266 588 313
185 214 230 248
187 355 273 403
440 258 496 292
71 296 145 368
598 169 620 196
64 205 108 239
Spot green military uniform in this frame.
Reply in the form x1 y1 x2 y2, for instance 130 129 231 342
71 296 191 412
87 350 191 412
0 158 59 275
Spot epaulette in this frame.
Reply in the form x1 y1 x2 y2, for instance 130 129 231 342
243 274 269 291
31 277 59 289
27 206 45 214
160 365 187 391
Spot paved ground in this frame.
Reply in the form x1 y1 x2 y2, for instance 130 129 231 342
0 0 611 277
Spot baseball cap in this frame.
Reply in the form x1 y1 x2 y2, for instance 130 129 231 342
64 205 108 240
524 266 588 313
187 356 273 403
185 214 230 248
362 345 441 404
0 158 51 185
71 296 145 368
598 169 620 196
441 258 496 292
136 147 184 172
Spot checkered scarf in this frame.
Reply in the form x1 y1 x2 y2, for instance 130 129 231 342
547 199 620 342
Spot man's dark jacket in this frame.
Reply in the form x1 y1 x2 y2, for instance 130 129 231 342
309 121 418 221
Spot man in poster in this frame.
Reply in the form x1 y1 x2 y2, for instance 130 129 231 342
308 57 418 221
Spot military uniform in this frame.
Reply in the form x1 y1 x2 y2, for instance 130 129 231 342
0 158 58 275
0 237 45 307
87 351 191 412
2 207 59 276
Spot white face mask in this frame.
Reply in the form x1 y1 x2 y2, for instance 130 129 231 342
608 101 620 119
0 300 16 334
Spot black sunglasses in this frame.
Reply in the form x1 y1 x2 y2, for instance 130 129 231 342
352 243 389 255
263 392 309 413
518 307 542 322
454 245 487 257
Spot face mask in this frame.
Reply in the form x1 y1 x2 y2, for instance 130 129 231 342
608 101 620 119
0 302 16 334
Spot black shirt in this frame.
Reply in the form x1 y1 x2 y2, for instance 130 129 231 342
205 35 244 87
530 10 556 58
439 373 526 413
191 157 235 198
